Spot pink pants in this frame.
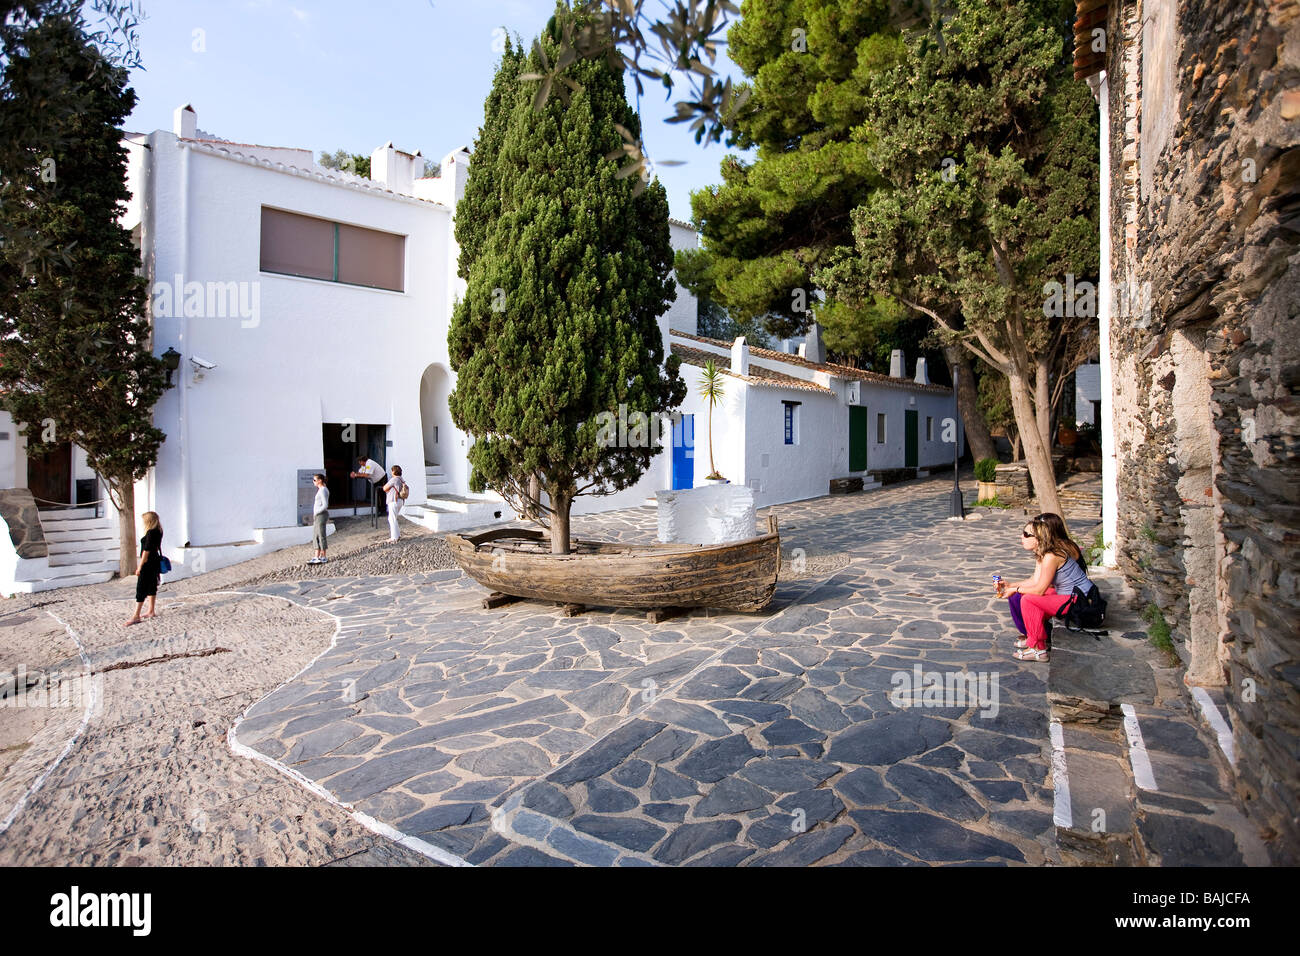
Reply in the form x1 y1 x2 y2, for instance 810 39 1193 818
1018 588 1074 650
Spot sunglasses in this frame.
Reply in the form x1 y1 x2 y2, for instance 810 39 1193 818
1022 531 1035 538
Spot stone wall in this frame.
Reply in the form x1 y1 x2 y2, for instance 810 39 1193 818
0 488 47 559
1103 0 1300 862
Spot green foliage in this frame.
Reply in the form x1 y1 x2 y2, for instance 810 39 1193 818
813 293 931 371
448 11 685 551
1141 603 1178 665
0 12 169 508
1087 527 1110 564
815 0 1099 513
1141 523 1158 543
974 457 999 482
318 149 371 178
674 0 907 341
975 497 1009 508
697 296 773 349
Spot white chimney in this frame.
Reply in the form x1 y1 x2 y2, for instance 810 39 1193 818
371 141 417 194
731 336 750 376
797 343 807 358
173 103 196 139
914 357 931 386
890 349 906 378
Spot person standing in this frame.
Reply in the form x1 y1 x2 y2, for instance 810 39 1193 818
383 465 406 542
350 455 387 524
308 473 329 564
124 511 163 627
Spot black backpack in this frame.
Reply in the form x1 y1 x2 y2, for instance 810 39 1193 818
1058 553 1109 634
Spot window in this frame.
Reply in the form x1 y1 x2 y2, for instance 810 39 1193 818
260 207 405 291
876 412 886 444
783 401 801 445
926 416 933 441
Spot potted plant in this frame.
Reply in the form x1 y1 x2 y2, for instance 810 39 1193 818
699 359 726 483
975 457 999 502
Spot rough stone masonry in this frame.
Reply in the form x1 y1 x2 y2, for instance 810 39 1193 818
1094 0 1299 861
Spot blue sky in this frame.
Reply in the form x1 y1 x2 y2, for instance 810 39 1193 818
122 0 753 222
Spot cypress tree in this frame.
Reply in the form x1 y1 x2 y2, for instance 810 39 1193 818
450 8 685 555
0 13 170 575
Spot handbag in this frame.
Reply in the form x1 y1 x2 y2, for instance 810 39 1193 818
158 555 172 575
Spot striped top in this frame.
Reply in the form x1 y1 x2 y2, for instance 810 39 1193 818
1053 551 1093 595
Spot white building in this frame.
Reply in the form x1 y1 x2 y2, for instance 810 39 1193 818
0 103 956 592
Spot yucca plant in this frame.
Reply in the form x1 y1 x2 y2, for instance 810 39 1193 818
698 359 726 480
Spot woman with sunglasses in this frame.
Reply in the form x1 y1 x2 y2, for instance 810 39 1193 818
996 513 1094 662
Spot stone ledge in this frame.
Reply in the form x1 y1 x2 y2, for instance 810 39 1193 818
0 488 48 559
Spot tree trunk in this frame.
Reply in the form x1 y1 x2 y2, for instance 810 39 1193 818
1034 355 1053 453
707 402 717 477
1008 374 1066 524
945 346 996 463
1010 429 1022 461
550 489 572 555
114 479 137 577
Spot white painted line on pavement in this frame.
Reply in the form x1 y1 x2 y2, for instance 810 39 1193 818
216 589 472 868
1050 720 1072 829
1121 703 1158 791
1190 686 1236 766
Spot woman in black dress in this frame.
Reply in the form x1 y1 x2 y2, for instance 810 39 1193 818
124 511 163 626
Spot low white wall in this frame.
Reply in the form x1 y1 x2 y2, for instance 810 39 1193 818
656 484 757 544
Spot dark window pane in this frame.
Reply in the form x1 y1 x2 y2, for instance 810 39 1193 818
261 207 334 281
338 223 404 291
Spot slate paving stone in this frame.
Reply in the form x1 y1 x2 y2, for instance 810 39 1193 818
522 782 576 819
739 758 838 793
954 729 1040 762
834 767 898 807
716 700 789 723
333 734 382 757
652 820 743 864
650 768 700 800
760 718 826 746
970 779 1027 803
826 712 953 765
745 815 800 849
281 707 362 738
400 803 477 833
405 771 460 794
357 715 420 735
293 755 365 783
1138 718 1211 759
850 809 1026 863
635 728 696 763
775 789 844 828
751 824 854 867
454 742 553 777
382 696 568 749
547 827 619 867
442 779 511 802
741 677 804 701
1001 756 1048 784
495 846 574 867
610 759 653 789
978 705 1048 741
885 764 985 822
966 759 1006 779
354 791 425 820
1138 791 1214 815
1136 813 1243 866
643 802 688 823
685 845 756 867
548 718 667 785
538 729 595 754
832 848 926 867
586 779 640 813
511 810 555 841
570 815 667 853
677 735 762 783
285 722 366 762
989 810 1054 839
465 833 510 865
788 688 850 732
566 682 631 718
694 778 773 818
524 670 609 691
678 667 752 700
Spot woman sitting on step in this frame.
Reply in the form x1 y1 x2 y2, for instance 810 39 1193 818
996 512 1094 663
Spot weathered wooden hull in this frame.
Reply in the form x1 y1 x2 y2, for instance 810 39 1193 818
447 516 780 612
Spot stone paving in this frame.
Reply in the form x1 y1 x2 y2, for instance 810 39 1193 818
235 478 1097 866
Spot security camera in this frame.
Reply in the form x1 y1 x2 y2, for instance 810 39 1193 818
189 356 217 370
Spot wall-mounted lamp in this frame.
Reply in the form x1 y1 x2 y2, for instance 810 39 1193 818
161 347 181 385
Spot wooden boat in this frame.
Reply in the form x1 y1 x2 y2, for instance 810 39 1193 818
446 515 780 613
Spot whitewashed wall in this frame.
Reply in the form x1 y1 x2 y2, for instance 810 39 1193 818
141 132 456 547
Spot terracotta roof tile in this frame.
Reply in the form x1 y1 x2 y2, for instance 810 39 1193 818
671 343 834 394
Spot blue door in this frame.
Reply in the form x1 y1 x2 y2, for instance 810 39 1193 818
672 414 695 490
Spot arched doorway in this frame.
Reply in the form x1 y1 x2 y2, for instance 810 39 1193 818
419 363 454 472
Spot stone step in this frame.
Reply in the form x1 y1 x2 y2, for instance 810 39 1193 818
45 556 119 573
35 506 101 522
42 526 117 544
48 546 120 567
1051 718 1139 864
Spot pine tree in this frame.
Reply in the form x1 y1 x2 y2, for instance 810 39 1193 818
449 9 685 555
0 13 170 574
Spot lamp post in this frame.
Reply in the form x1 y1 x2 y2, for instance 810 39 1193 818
161 347 181 386
950 365 965 519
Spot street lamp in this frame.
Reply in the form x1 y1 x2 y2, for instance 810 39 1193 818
161 347 181 386
950 365 965 519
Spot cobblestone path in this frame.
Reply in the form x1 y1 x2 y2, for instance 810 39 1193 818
236 478 1089 866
